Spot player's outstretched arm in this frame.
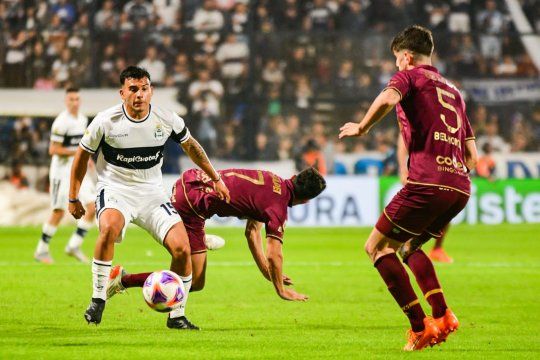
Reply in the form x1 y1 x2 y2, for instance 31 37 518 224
464 139 478 173
267 238 308 301
181 136 230 202
339 88 401 139
245 220 293 286
68 147 91 219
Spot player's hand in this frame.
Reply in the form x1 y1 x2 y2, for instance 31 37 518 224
214 178 231 203
278 288 309 302
338 122 368 139
69 200 86 219
282 274 293 286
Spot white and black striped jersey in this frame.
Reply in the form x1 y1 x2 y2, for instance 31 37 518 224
50 110 89 179
80 103 190 190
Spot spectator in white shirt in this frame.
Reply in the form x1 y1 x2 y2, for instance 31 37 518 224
192 0 224 43
188 69 224 116
137 46 166 85
215 33 249 79
153 0 181 28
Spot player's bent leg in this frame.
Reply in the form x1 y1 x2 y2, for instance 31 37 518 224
163 223 198 330
364 227 404 264
191 252 207 292
365 228 438 349
34 209 65 264
84 209 125 325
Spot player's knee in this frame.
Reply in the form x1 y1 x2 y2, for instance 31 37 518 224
99 222 121 243
169 241 190 259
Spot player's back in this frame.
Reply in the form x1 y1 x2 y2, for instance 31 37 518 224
391 65 474 194
178 168 293 239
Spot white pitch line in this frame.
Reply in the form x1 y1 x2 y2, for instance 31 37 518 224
0 261 538 268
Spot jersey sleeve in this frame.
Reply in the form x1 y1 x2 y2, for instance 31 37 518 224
264 208 287 242
464 116 475 141
50 116 67 143
80 115 104 154
384 71 412 100
169 112 191 144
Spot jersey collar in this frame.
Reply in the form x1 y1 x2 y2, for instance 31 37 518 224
122 104 152 123
416 64 439 73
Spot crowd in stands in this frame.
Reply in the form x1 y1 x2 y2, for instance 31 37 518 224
1 0 539 176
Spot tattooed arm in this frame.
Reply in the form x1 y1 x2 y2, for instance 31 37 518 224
181 136 230 202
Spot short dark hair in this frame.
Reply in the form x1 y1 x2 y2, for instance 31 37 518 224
65 87 79 93
292 167 326 201
390 25 434 57
120 66 151 85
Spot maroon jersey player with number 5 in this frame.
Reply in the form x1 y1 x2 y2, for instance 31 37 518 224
106 168 326 328
339 25 478 351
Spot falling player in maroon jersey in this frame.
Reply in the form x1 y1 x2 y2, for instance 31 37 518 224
106 167 326 326
339 25 478 351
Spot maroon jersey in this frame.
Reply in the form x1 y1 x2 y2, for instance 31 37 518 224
386 65 475 195
173 168 294 241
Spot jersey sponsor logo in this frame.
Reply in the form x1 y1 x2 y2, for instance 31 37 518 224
154 124 164 140
436 155 466 175
101 141 164 169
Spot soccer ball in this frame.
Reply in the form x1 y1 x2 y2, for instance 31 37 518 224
142 270 185 313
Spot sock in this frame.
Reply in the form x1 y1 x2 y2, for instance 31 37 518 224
405 250 448 318
92 258 112 301
169 273 192 319
36 223 57 253
67 219 93 250
121 272 153 288
375 253 426 332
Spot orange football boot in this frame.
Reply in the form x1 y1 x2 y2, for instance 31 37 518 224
403 317 440 351
429 248 454 263
433 308 459 344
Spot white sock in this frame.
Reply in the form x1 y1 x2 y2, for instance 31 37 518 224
36 223 57 254
169 273 192 319
67 219 93 249
92 258 112 301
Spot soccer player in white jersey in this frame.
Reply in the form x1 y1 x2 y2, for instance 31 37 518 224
68 66 230 330
34 88 97 264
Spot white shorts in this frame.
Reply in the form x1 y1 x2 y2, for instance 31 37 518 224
95 186 181 245
49 175 97 210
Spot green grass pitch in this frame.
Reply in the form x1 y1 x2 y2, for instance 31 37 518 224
1 224 539 359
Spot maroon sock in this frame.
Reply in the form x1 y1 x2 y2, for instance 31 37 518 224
405 250 448 318
375 253 426 332
121 272 152 288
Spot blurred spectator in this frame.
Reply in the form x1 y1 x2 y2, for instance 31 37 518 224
3 30 27 87
138 46 166 85
448 0 471 33
124 0 153 23
188 69 224 116
476 0 506 60
297 138 327 175
476 143 496 181
476 121 510 153
338 1 366 31
4 160 29 189
154 0 181 28
215 34 249 79
192 0 224 43
52 48 77 87
94 0 118 30
305 0 335 31
51 0 77 28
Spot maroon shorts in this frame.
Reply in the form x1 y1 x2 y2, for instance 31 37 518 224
171 170 209 254
376 183 469 242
